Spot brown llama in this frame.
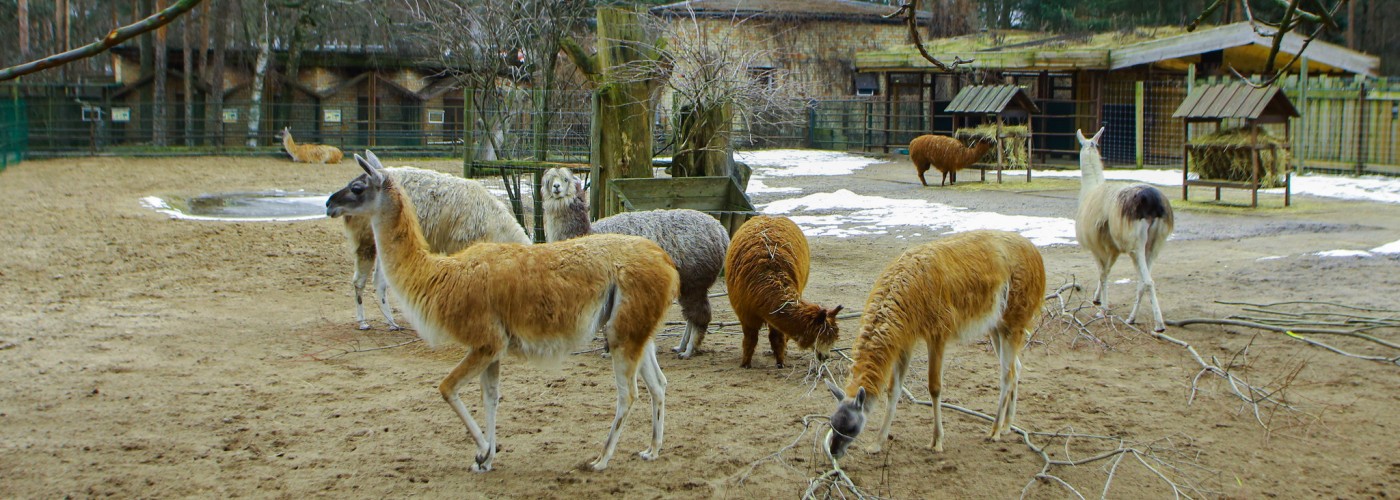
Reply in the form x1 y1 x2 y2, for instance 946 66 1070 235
725 215 842 369
826 230 1045 460
909 134 995 186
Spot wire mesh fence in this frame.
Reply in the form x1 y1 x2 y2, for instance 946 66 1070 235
7 77 1398 177
0 99 25 171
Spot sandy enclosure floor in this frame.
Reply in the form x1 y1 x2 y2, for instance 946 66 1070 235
0 155 1397 498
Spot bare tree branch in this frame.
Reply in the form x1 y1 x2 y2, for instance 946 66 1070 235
885 1 973 71
0 0 204 82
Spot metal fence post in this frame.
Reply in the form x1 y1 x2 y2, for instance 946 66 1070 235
1135 81 1145 169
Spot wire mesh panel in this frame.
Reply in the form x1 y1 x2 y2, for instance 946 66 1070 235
0 99 27 171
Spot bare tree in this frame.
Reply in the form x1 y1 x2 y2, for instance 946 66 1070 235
642 9 811 178
0 0 204 82
246 0 270 147
1190 0 1352 86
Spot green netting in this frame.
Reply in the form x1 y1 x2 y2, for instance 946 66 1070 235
0 99 27 171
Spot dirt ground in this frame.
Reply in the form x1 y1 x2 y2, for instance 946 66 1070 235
1 154 1396 499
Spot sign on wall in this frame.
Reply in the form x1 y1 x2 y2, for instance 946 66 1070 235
222 109 239 123
111 107 131 123
323 109 342 123
427 109 445 124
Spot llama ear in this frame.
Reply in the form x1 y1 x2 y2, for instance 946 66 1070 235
1090 127 1105 145
355 153 384 185
854 387 867 408
828 305 844 319
825 379 846 402
1075 129 1088 146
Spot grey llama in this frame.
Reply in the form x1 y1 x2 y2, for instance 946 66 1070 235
541 167 730 358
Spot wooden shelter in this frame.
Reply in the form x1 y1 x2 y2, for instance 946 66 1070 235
1172 83 1299 207
944 84 1040 183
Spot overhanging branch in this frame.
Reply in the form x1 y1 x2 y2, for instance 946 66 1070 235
0 0 205 82
885 1 973 72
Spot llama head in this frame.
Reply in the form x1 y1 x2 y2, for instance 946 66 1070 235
542 167 580 201
1075 127 1104 152
326 150 391 218
276 126 289 140
824 379 868 460
801 304 843 361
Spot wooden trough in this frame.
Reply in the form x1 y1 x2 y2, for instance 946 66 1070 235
944 84 1040 183
609 176 757 237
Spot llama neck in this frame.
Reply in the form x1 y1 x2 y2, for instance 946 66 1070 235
967 141 993 164
844 324 895 400
369 182 432 285
281 133 297 153
1078 149 1106 200
766 300 829 346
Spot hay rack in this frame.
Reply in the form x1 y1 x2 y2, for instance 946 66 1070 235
1173 83 1299 207
945 84 1040 183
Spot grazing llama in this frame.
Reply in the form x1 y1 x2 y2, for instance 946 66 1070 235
325 151 679 472
328 166 530 330
277 127 343 164
1075 127 1175 332
826 231 1045 459
725 216 842 368
909 134 995 186
541 167 729 359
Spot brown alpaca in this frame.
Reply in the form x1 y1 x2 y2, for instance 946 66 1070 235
909 134 995 187
277 127 343 164
724 216 842 368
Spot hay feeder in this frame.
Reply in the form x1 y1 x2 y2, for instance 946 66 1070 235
945 84 1040 183
1173 83 1299 207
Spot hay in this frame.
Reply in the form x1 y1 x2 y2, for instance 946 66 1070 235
955 124 1030 168
1188 126 1291 188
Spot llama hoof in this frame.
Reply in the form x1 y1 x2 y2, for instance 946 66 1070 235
357 323 371 331
1092 300 1102 306
1154 326 1166 333
775 362 785 369
470 459 493 473
387 324 405 332
670 345 683 353
740 362 752 369
639 449 659 461
588 457 610 471
677 351 694 360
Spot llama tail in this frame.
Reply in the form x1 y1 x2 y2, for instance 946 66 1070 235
1119 185 1171 256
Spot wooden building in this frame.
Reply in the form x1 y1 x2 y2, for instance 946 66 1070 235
853 22 1378 161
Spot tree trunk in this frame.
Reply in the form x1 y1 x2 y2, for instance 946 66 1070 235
246 0 270 148
153 0 168 146
280 4 310 133
182 7 193 147
18 0 29 61
209 0 227 147
674 102 732 178
591 7 659 218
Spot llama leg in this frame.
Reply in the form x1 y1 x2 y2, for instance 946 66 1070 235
352 255 373 330
950 170 957 185
928 341 946 452
871 353 911 454
1135 252 1167 332
438 348 500 472
591 347 642 471
917 165 929 186
675 289 712 359
1125 250 1148 326
990 330 1024 439
768 324 788 368
739 317 761 368
637 342 667 461
373 260 403 331
941 170 949 186
480 359 501 465
1092 253 1118 309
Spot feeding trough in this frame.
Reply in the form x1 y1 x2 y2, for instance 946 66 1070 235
141 190 329 221
945 84 1040 183
1174 83 1298 207
609 176 757 237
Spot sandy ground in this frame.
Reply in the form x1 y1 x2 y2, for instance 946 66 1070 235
0 154 1397 498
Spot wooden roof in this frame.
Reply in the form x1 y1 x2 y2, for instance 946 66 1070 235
945 85 1040 114
1172 84 1299 121
856 22 1378 76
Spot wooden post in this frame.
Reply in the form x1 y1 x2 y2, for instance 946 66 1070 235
1250 121 1259 207
1356 83 1367 175
1025 113 1033 182
1135 80 1145 169
1182 120 1190 201
995 115 1003 183
462 87 475 177
1298 57 1308 173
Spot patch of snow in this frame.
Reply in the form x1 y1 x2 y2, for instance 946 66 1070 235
745 178 801 195
1031 168 1400 204
1256 255 1285 261
760 189 1076 246
1371 239 1400 255
1314 249 1373 258
140 196 326 222
1114 278 1132 284
736 150 882 178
